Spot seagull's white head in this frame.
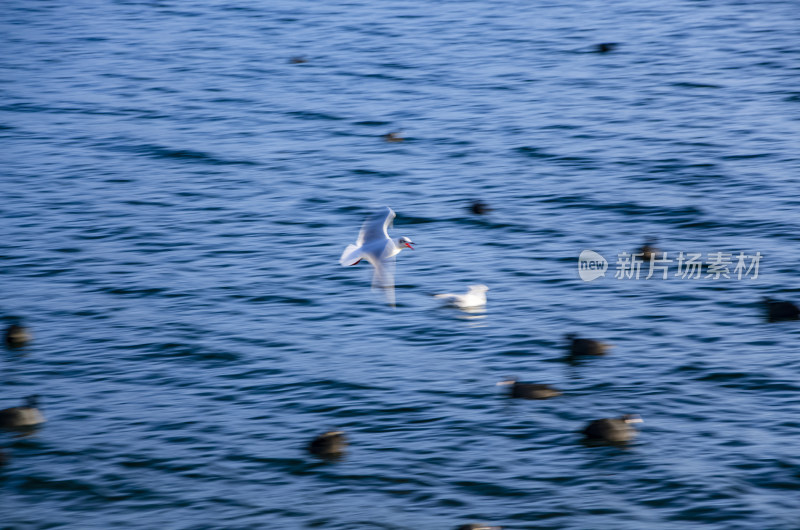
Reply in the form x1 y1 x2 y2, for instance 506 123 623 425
468 284 489 293
395 236 414 250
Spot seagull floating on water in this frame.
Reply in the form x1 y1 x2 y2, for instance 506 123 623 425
434 284 489 309
340 206 413 306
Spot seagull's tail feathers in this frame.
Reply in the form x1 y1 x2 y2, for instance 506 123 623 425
433 293 459 302
340 244 363 266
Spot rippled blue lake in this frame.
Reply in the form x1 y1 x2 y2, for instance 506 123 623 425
2 0 799 528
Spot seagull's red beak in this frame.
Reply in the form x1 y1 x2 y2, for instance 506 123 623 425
404 242 414 249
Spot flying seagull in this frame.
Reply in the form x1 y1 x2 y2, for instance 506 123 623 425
340 206 413 306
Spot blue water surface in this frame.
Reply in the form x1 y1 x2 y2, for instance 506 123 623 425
1 1 799 528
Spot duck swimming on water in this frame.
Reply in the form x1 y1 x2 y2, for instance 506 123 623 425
565 333 612 357
468 200 492 215
582 414 642 443
0 396 45 429
382 131 404 142
762 297 800 322
497 379 561 400
637 237 662 261
307 430 347 458
594 43 618 53
4 321 31 349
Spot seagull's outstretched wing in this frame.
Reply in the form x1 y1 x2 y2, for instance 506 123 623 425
357 206 395 246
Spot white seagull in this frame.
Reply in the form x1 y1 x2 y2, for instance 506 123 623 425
340 206 414 306
434 284 489 309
